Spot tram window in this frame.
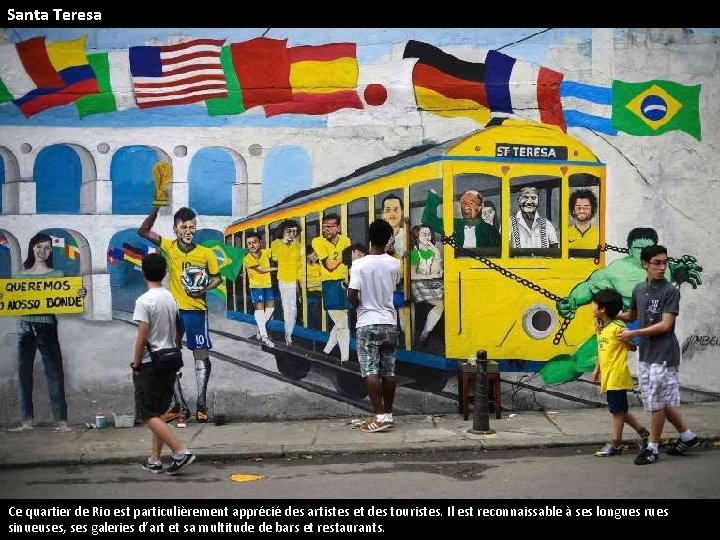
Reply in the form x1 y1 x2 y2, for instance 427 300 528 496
376 189 406 256
348 198 369 250
224 234 235 312
410 180 443 227
232 231 247 313
268 219 282 300
443 173 502 257
346 198 369 337
305 212 322 331
323 205 341 223
409 179 446 355
509 175 561 258
568 173 601 258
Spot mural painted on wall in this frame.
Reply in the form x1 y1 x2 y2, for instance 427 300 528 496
0 28 715 427
541 226 703 385
0 34 702 140
0 230 87 432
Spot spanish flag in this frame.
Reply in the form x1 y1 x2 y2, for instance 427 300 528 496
264 43 363 117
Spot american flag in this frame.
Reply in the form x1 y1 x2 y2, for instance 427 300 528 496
129 38 228 109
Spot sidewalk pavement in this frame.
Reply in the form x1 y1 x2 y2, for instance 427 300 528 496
1 402 719 468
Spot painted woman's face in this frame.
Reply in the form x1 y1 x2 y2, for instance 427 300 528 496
33 241 52 262
282 227 298 244
481 206 496 225
418 227 432 245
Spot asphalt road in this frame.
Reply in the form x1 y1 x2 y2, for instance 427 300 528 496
1 445 718 499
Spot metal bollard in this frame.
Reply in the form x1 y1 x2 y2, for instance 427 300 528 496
468 350 495 435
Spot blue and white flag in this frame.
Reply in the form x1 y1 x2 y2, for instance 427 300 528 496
561 80 616 135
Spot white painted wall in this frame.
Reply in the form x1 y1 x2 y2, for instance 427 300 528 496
0 28 718 426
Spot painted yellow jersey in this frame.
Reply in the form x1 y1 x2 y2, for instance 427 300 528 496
271 239 302 284
311 235 350 281
306 263 322 292
244 249 273 289
597 320 634 393
568 225 599 250
159 236 219 311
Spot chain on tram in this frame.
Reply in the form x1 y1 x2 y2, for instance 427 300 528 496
439 236 639 345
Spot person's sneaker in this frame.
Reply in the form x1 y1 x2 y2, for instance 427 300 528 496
9 421 34 432
53 421 72 433
638 430 650 451
195 406 208 424
594 443 623 457
141 458 164 474
162 407 180 423
634 447 660 465
666 436 700 456
359 418 391 433
176 408 188 428
166 452 195 475
261 337 276 349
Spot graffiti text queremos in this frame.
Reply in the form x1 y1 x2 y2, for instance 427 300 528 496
0 277 85 316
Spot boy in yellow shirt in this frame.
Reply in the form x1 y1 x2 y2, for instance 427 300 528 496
591 289 649 457
311 214 351 362
244 232 278 348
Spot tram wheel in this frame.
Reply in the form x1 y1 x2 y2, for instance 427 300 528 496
333 370 368 400
275 352 311 381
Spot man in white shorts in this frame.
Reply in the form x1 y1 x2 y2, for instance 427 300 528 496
618 244 699 465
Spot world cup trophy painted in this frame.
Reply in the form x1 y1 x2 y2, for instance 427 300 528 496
152 161 173 207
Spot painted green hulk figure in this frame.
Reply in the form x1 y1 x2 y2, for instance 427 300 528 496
540 227 703 385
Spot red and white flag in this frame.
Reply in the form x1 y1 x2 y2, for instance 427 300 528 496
129 38 228 109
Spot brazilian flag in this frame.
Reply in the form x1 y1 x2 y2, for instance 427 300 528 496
612 80 701 140
200 240 246 300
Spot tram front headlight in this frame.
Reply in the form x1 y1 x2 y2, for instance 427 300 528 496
522 303 557 340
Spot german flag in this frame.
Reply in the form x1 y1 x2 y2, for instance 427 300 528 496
122 243 144 268
403 40 565 130
403 40 490 125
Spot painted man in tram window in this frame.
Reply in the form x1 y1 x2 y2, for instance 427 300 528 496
311 213 351 362
510 185 559 249
568 188 599 250
422 189 500 250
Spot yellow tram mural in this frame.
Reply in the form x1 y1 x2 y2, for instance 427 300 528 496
225 120 606 394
